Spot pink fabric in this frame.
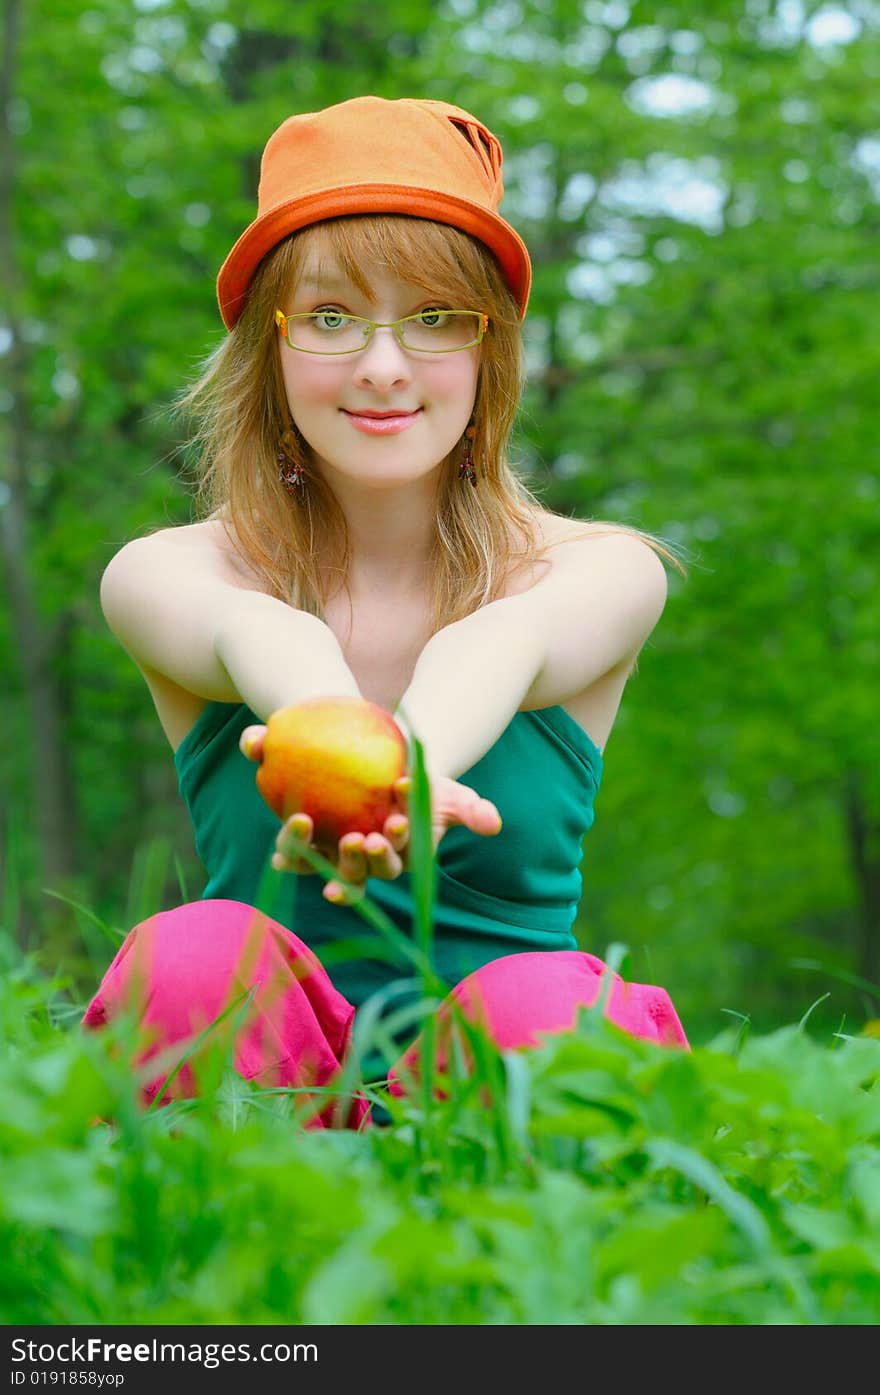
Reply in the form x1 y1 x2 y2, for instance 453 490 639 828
83 901 687 1128
82 899 368 1129
386 949 688 1098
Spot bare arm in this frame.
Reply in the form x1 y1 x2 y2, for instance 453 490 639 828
212 593 361 719
99 530 361 719
102 529 499 907
393 596 545 781
395 532 668 780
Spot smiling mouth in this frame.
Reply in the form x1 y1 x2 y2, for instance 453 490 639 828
340 408 424 434
342 409 422 418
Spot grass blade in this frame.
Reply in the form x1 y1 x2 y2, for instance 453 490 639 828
41 889 125 947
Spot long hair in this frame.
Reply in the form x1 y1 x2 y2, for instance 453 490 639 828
178 214 685 636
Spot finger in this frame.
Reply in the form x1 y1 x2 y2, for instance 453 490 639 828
278 812 313 853
477 798 503 835
364 833 403 880
393 776 412 810
323 878 364 907
463 796 503 836
240 725 267 762
276 814 317 873
337 832 367 884
383 812 410 853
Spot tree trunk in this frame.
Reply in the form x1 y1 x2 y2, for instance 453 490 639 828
843 768 880 989
1 0 79 904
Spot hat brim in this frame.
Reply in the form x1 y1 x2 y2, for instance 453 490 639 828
216 184 532 328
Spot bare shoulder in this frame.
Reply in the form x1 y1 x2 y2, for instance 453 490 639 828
501 508 583 596
553 520 669 627
530 508 656 549
506 508 665 597
519 507 652 552
514 513 669 742
145 517 266 592
99 516 270 753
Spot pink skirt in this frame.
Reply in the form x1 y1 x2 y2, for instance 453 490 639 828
82 899 687 1128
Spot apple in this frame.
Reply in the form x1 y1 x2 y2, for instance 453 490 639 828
254 696 408 848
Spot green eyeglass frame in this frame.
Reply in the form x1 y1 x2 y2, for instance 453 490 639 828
274 308 489 355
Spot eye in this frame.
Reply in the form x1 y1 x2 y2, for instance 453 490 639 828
416 307 452 327
311 308 353 331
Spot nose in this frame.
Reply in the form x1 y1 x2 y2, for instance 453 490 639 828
351 325 413 392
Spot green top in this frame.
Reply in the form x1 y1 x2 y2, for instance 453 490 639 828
174 701 603 1019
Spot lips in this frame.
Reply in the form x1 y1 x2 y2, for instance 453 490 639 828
342 409 421 419
341 407 423 435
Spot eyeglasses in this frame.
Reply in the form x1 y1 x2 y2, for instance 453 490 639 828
274 307 489 356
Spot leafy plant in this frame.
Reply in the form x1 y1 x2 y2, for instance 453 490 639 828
1 739 878 1325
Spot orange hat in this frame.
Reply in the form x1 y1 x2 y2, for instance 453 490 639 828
216 95 531 329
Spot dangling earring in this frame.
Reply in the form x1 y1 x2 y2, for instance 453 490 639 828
458 423 478 487
277 427 305 494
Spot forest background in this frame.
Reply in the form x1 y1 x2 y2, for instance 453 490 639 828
1 0 878 1044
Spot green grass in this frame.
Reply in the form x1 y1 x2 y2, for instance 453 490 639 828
2 736 879 1324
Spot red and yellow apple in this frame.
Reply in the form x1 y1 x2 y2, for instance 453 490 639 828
254 696 408 847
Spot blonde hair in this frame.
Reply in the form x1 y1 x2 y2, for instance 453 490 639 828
178 214 685 636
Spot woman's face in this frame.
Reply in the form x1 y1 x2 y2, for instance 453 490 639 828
277 256 481 491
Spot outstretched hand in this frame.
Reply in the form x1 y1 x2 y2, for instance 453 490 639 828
240 723 502 906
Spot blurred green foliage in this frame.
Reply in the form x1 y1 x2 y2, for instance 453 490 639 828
1 0 878 1041
1 931 878 1324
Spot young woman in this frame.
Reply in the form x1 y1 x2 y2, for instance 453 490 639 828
85 96 687 1123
